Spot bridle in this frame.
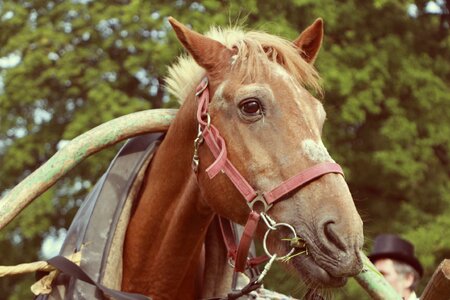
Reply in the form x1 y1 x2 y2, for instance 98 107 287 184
193 77 344 289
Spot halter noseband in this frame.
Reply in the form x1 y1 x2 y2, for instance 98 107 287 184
193 77 344 273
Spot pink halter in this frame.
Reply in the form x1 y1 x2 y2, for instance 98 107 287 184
193 77 344 272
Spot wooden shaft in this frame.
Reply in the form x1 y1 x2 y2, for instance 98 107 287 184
421 259 450 300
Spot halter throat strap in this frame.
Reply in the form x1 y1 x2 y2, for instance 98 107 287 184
194 78 344 272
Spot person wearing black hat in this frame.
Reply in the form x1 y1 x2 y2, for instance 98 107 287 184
369 234 423 300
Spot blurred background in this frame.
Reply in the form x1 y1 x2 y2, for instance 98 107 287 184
0 0 449 299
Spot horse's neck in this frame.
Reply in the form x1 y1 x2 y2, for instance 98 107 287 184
122 99 215 299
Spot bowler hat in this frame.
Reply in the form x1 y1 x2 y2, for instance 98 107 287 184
368 234 423 277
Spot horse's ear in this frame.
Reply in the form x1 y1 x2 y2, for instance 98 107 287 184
293 18 324 64
168 17 232 73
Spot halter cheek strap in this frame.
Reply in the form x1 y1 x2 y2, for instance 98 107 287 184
195 79 257 201
194 78 344 272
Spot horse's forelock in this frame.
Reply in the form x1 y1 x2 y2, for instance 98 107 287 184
165 26 323 104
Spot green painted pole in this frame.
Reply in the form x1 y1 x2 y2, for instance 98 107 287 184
355 253 402 300
0 109 178 231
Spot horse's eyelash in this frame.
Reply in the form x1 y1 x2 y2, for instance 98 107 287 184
259 101 266 115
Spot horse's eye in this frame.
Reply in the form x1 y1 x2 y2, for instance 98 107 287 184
239 98 263 116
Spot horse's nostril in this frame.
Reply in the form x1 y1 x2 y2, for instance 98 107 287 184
323 221 347 252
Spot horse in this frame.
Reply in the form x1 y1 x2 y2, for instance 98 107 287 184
120 17 364 299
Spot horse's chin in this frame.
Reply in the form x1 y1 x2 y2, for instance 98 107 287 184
291 255 348 288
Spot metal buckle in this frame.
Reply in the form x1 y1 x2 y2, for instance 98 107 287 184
227 257 235 268
202 113 211 131
192 125 204 173
257 253 277 283
248 193 273 213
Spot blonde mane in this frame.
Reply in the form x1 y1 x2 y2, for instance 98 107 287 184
165 26 322 104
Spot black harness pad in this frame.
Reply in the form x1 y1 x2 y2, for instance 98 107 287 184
36 133 163 300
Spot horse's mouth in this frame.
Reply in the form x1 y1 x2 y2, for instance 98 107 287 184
266 236 347 288
268 229 348 288
263 218 361 288
291 254 348 288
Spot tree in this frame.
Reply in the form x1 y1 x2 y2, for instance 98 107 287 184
0 0 448 298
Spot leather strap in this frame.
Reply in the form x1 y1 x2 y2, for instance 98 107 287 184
202 276 262 300
196 79 257 202
234 212 260 273
263 162 344 205
219 216 269 276
219 216 238 259
223 276 262 300
47 256 150 300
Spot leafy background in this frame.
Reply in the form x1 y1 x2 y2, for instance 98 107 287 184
0 0 449 299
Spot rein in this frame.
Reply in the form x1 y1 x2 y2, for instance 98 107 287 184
193 77 344 277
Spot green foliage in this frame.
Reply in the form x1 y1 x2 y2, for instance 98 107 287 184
0 0 449 298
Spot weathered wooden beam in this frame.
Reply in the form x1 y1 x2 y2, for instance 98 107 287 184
355 253 403 300
0 109 178 230
421 259 450 300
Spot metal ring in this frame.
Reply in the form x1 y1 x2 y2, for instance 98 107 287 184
263 222 298 261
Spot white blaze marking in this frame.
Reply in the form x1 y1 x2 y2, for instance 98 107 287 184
302 139 334 162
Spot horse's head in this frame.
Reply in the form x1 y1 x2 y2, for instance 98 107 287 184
168 18 363 288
